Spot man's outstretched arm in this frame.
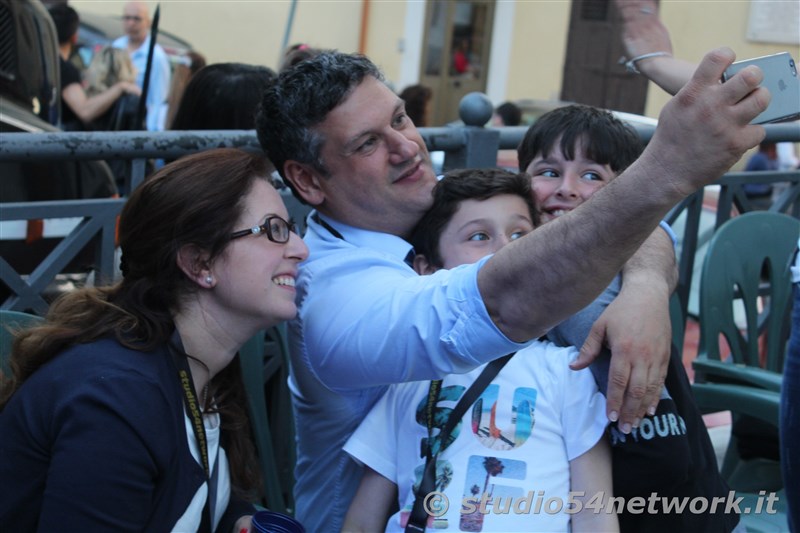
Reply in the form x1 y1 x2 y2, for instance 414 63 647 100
479 47 768 426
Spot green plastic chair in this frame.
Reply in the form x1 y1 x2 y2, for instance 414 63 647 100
239 323 296 515
689 212 797 531
692 381 788 532
0 309 44 376
693 211 800 390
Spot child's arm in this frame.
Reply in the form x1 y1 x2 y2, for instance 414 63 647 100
569 436 620 533
342 466 398 532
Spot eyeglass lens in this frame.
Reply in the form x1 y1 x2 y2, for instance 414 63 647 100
268 218 290 242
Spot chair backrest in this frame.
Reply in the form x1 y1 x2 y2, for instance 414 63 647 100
697 211 800 372
239 324 296 515
0 309 44 376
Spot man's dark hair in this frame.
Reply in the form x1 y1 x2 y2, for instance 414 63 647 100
49 4 79 45
410 168 538 269
495 101 522 126
255 51 383 202
517 104 643 175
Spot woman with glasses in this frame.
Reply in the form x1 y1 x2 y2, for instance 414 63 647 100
0 148 308 532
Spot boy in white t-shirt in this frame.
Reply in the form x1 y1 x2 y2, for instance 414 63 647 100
342 169 617 532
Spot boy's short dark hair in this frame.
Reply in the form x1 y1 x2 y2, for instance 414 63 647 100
410 168 537 269
517 104 643 176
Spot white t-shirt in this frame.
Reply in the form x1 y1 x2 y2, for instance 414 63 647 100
344 339 607 532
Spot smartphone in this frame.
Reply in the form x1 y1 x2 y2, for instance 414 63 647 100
722 52 800 124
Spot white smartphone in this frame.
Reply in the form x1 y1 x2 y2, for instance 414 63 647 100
722 52 800 124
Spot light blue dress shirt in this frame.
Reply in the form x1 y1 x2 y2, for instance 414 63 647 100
113 35 171 131
288 211 527 532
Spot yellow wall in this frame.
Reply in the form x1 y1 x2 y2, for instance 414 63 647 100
71 0 367 71
504 1 571 103
363 1 407 83
72 0 799 120
652 1 799 119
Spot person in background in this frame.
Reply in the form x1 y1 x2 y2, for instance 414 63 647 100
165 51 208 130
113 0 171 131
493 101 523 168
255 49 766 531
742 142 780 209
452 37 472 75
279 43 322 73
399 84 433 127
492 101 522 127
343 169 617 532
49 4 140 131
0 148 309 532
743 142 779 209
170 63 276 132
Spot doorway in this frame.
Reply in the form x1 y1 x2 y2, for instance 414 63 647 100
561 0 650 114
420 0 496 126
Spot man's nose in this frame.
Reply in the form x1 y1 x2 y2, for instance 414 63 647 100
388 130 419 163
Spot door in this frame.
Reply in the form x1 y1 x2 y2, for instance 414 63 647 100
561 0 650 114
420 0 495 126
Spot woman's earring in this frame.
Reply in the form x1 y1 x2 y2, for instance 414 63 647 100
205 275 213 286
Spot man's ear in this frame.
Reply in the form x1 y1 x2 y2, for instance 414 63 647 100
284 161 325 206
177 244 214 288
412 253 439 276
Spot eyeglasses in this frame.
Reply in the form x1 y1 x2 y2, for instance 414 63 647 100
230 215 299 244
122 15 143 22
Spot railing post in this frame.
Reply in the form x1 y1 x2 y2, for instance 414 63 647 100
442 92 500 172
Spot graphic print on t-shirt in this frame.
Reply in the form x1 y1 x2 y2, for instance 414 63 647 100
401 383 539 530
472 384 537 450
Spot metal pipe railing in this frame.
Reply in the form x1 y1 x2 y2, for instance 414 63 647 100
2 95 800 336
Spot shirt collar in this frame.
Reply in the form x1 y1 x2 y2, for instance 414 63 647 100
312 211 414 263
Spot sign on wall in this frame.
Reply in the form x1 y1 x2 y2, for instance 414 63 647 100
746 0 800 45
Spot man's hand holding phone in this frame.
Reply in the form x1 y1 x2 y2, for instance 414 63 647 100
723 52 800 124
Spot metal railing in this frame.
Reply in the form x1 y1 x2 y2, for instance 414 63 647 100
2 97 800 331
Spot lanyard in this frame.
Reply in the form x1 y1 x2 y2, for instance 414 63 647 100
405 353 514 533
168 333 215 533
171 347 210 477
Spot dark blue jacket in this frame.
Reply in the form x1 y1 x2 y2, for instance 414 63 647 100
0 337 254 531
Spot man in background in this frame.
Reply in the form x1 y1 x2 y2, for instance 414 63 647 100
113 1 170 131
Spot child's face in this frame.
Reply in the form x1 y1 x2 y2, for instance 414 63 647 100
433 194 534 270
524 138 616 224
